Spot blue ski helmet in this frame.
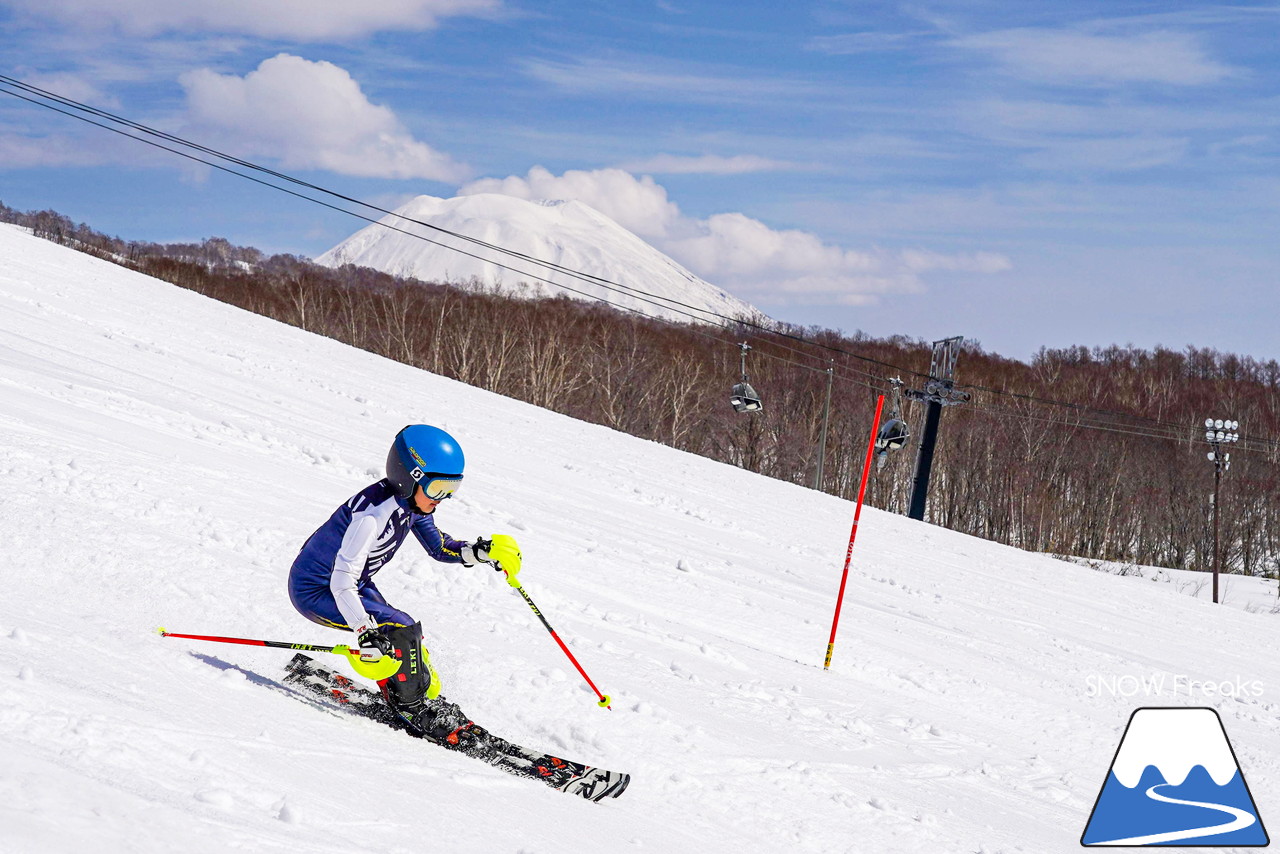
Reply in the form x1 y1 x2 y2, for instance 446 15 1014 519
386 425 465 500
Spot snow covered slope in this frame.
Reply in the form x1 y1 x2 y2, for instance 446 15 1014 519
2 222 1279 854
315 193 763 324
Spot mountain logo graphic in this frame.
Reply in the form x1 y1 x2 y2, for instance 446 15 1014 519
1082 707 1269 847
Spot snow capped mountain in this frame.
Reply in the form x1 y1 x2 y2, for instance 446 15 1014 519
315 193 764 324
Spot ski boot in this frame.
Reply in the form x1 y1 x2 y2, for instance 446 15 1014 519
374 623 490 751
393 695 490 750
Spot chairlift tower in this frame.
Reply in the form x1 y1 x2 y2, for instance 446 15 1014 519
905 336 970 521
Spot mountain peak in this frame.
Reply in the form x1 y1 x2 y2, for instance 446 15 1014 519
316 193 764 325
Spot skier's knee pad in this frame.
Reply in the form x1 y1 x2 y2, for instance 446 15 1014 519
381 622 442 704
382 622 427 705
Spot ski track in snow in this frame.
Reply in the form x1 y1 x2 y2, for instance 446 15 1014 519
2 222 1279 853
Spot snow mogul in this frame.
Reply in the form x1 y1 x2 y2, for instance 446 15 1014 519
287 424 521 747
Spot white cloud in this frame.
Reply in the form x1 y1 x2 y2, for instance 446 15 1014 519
806 31 932 55
16 71 117 108
2 0 500 40
519 57 826 104
970 97 1237 136
1207 135 1269 161
180 54 468 182
615 153 805 175
460 166 681 238
0 133 108 168
0 72 126 168
665 212 1010 304
953 28 1234 86
460 167 1011 306
1019 136 1190 172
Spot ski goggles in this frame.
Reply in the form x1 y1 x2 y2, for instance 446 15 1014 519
420 475 462 500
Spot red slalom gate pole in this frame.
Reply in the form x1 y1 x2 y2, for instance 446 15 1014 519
824 394 885 671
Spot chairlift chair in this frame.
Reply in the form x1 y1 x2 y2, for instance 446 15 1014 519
874 379 912 469
875 417 910 452
730 381 763 413
730 342 763 413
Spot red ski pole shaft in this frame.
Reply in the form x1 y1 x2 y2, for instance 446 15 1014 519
824 394 885 670
156 628 343 654
156 628 401 681
512 583 612 710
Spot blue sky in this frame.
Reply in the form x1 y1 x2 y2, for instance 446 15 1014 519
2 1 1279 363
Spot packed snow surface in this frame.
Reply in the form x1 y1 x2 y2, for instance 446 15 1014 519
2 222 1279 853
315 193 763 324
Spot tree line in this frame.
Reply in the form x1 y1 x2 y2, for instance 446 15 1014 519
5 201 1278 580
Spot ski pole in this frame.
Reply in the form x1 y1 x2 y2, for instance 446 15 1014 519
155 627 400 681
506 579 613 710
824 393 885 671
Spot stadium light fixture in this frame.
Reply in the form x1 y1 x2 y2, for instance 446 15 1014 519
1203 415 1240 604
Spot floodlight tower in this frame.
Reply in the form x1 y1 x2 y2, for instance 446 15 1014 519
1204 417 1240 604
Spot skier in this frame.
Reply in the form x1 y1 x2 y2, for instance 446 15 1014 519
287 424 521 746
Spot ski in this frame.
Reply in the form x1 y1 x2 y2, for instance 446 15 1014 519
282 653 630 803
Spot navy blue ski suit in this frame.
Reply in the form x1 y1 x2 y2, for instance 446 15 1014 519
288 479 467 631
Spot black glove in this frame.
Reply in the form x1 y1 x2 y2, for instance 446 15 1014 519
356 622 393 658
460 536 494 568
